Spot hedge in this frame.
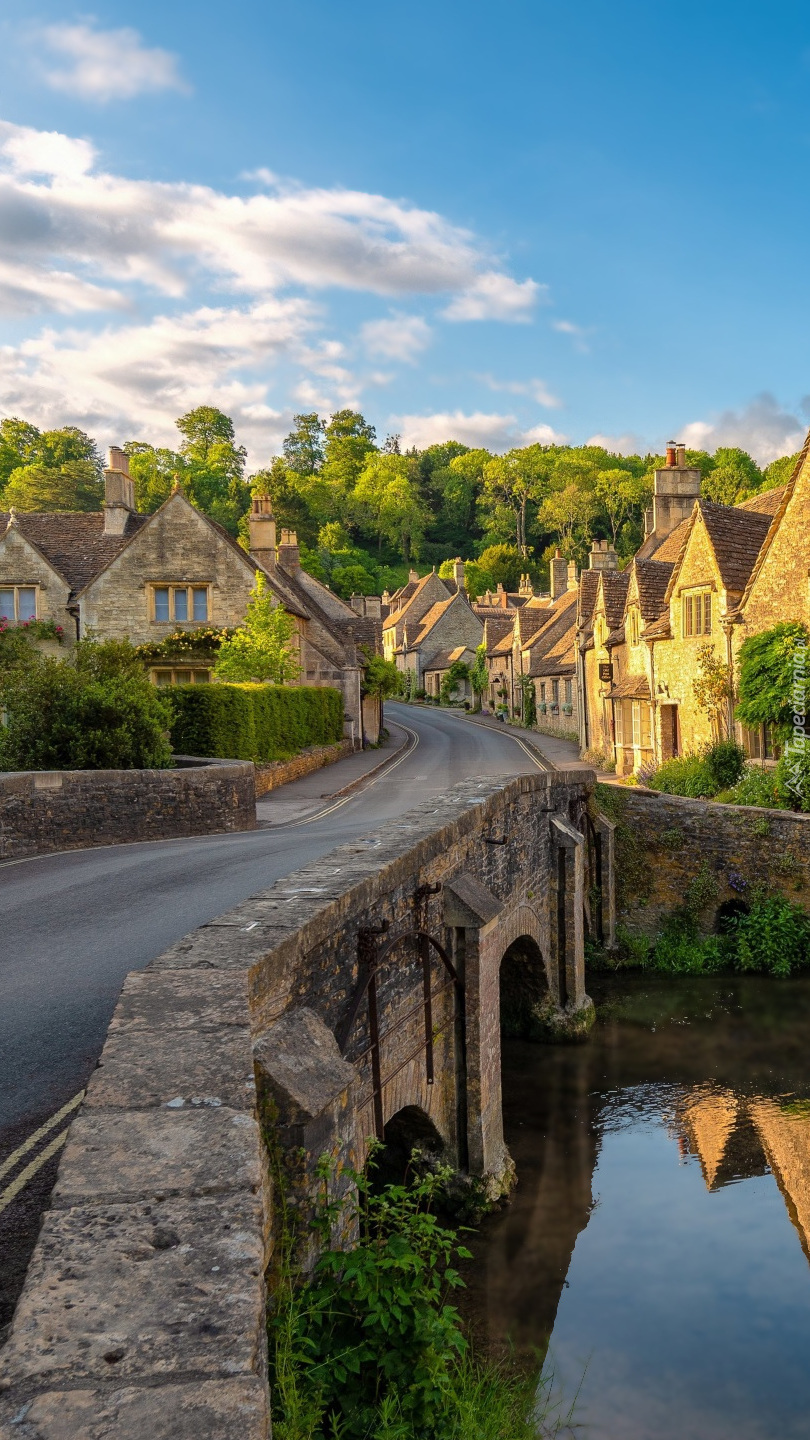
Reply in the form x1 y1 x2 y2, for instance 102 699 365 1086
167 682 344 762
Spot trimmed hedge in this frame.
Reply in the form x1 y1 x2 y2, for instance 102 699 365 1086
168 682 344 762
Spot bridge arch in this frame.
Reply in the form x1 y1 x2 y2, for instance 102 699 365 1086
372 1104 446 1187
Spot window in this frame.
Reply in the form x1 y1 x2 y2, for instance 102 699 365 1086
0 586 37 622
552 679 559 704
614 700 624 746
151 668 211 686
628 608 640 646
539 682 546 701
682 590 712 637
151 585 210 623
564 679 572 704
631 701 652 748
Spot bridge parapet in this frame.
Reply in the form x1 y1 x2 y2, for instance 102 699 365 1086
0 769 606 1439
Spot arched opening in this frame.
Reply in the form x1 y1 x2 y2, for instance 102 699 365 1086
369 1105 445 1189
716 898 749 933
500 935 548 1039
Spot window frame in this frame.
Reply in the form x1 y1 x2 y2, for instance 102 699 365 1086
682 588 713 638
149 583 211 625
150 667 211 686
0 585 38 623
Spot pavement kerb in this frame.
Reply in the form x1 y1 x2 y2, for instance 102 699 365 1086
326 721 414 796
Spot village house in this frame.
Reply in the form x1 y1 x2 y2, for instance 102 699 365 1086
0 448 382 744
383 559 485 693
576 440 794 773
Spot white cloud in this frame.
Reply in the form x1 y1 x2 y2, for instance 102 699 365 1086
479 374 562 408
0 297 313 460
41 23 189 103
679 393 807 465
552 318 590 353
392 410 567 452
0 119 540 317
586 431 647 456
443 271 541 322
360 313 432 362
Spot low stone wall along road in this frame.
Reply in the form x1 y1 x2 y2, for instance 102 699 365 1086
0 704 548 1341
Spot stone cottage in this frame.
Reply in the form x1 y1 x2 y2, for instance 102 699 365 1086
0 449 382 744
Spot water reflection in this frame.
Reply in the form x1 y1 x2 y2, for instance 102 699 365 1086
463 975 810 1440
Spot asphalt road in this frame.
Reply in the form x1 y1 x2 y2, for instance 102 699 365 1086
0 704 545 1330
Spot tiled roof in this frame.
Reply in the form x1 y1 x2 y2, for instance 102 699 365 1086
0 510 149 597
739 433 810 611
698 502 773 594
409 594 456 643
424 645 475 671
634 559 674 621
607 672 651 699
643 612 672 640
526 591 578 678
577 570 601 628
640 515 691 562
735 485 786 516
482 616 513 646
601 571 630 628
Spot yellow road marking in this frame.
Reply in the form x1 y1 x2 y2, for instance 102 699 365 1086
289 723 420 828
0 1128 69 1217
0 1090 84 1185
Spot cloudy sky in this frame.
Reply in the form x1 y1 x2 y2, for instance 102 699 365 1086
1 0 809 466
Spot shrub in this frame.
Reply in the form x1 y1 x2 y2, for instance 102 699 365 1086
0 658 173 770
703 739 746 791
717 765 784 809
168 682 343 761
736 622 810 737
775 747 810 812
646 912 728 974
731 893 810 977
648 754 715 797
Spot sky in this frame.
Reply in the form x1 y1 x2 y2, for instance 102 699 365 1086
1 0 810 468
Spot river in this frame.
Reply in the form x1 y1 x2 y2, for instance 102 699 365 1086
464 974 810 1440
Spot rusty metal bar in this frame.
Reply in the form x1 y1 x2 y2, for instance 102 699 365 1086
349 978 456 1065
367 958 384 1140
420 932 434 1084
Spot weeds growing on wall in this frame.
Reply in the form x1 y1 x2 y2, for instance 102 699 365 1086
590 894 810 978
268 1154 571 1440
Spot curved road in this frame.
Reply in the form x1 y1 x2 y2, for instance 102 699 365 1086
0 704 545 1329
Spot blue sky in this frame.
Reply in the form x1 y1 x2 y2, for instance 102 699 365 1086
1 0 809 465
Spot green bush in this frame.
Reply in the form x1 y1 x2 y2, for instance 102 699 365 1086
649 753 716 797
716 765 784 808
269 1159 551 1440
168 682 343 761
647 913 728 974
731 894 810 977
0 658 173 770
703 739 746 791
775 747 810 812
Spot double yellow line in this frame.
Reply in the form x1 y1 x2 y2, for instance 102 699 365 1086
0 1090 84 1218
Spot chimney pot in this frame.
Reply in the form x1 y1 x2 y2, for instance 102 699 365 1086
666 443 677 467
676 443 687 467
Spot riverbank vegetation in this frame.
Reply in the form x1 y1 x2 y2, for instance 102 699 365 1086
268 1157 568 1440
641 737 810 813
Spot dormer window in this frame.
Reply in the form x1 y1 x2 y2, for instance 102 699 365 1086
0 586 37 623
682 589 712 637
150 584 210 624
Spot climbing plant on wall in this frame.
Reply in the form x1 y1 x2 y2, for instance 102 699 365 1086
736 622 810 738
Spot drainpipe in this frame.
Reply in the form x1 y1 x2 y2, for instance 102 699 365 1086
647 638 658 765
723 620 736 739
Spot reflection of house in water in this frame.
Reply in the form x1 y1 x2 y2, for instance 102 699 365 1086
679 1089 768 1190
679 1088 810 1263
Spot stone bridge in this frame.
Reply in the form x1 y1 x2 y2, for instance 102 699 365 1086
0 768 614 1439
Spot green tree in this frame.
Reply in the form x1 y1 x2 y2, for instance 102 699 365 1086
213 573 301 683
702 447 762 504
322 409 377 493
0 418 43 487
595 467 652 546
283 413 325 474
736 622 810 738
762 451 802 490
4 460 103 512
474 544 527 592
537 483 598 560
355 453 428 560
175 406 249 535
469 644 489 711
125 443 184 513
361 651 401 699
480 446 547 554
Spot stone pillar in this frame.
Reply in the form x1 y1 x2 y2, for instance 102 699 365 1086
592 812 617 949
548 816 594 1038
443 874 514 1201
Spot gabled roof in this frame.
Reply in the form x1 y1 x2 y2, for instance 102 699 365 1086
600 571 631 628
630 558 674 622
738 432 810 610
382 571 452 630
409 591 476 647
577 571 601 629
423 645 476 671
0 510 149 598
526 592 578 678
607 672 651 699
662 499 775 604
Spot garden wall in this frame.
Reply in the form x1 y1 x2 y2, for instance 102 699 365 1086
598 783 810 936
254 738 353 796
0 757 256 861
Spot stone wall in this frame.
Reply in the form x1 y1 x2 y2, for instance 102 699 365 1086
0 758 256 860
0 769 597 1438
254 739 353 796
600 784 810 935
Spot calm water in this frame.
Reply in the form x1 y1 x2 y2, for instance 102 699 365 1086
464 975 810 1440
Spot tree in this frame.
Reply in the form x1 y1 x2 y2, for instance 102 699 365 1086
213 573 301 684
735 622 810 739
125 443 184 513
440 659 470 704
480 446 547 554
4 460 103 512
354 453 428 560
595 468 652 546
322 410 377 491
469 644 489 711
693 644 734 738
762 451 802 490
537 484 598 560
283 413 325 474
175 406 248 535
0 418 43 486
361 651 401 699
702 447 762 505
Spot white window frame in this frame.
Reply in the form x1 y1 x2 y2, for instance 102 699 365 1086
0 585 38 622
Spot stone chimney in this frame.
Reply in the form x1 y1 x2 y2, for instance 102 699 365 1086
452 557 465 588
567 559 578 590
408 568 419 584
104 447 136 535
549 550 568 600
518 573 534 598
277 528 300 571
588 539 618 571
651 440 701 539
248 495 277 569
